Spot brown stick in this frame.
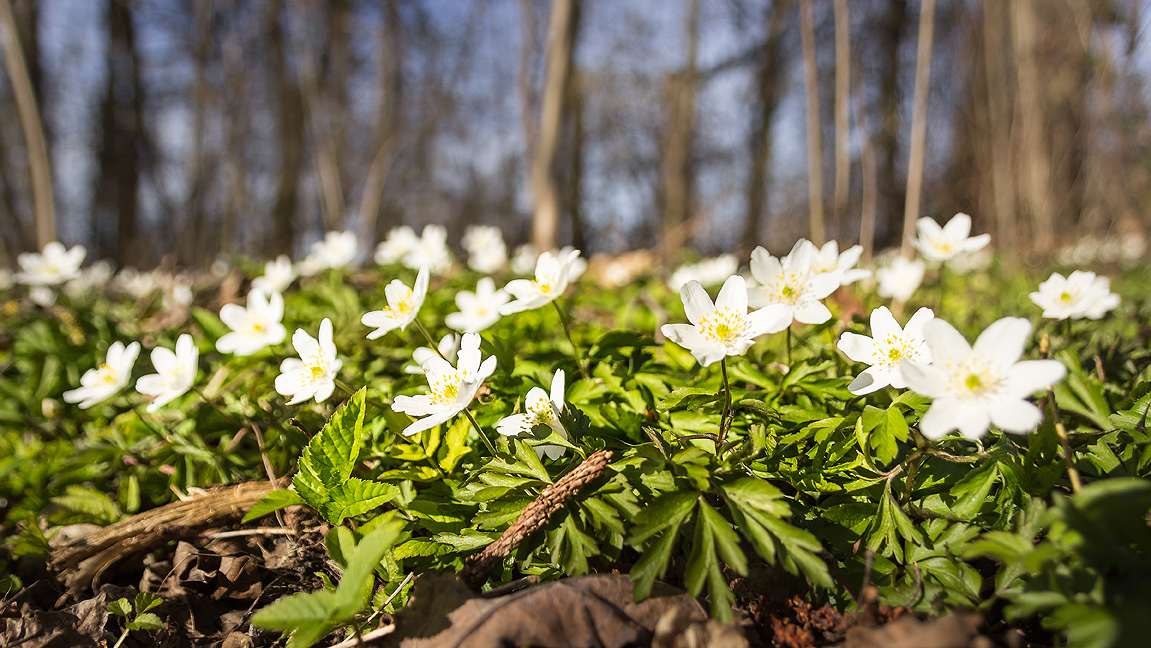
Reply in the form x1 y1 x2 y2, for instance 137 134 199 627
462 450 612 588
50 480 275 594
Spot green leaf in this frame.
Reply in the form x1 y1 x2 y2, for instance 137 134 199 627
699 503 747 576
127 612 164 631
721 477 788 517
631 520 684 601
243 489 305 523
108 598 133 619
323 479 401 523
135 592 162 614
293 391 382 525
658 387 719 411
52 485 120 525
630 492 698 545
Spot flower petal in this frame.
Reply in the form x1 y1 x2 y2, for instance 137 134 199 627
989 398 1043 433
972 317 1031 366
680 280 714 325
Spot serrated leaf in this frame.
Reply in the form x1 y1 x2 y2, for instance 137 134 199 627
243 489 305 523
699 503 747 576
631 519 683 601
135 592 162 614
108 598 132 618
299 390 366 491
630 492 698 545
721 477 788 517
52 485 120 525
323 478 400 523
658 387 719 411
127 612 164 631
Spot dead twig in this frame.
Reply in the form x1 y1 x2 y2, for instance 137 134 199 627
461 450 612 589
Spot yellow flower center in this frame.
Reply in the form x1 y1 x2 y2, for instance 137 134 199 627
698 307 746 343
945 355 1002 397
888 348 903 361
94 363 118 385
242 312 268 335
428 369 468 406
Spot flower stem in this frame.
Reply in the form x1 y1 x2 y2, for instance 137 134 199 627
413 319 447 361
785 326 793 366
463 408 499 457
937 263 947 313
1047 388 1082 493
553 300 589 379
719 357 733 447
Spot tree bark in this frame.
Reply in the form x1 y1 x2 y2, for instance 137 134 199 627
900 0 935 258
853 58 878 267
517 0 538 208
1011 0 1054 255
94 0 145 266
799 0 824 246
877 0 907 247
362 0 403 247
832 0 850 243
531 0 577 252
0 0 53 248
982 0 1016 257
268 0 302 258
659 0 700 255
742 0 789 257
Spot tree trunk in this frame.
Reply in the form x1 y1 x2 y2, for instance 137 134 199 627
658 0 700 255
1011 0 1054 255
742 0 789 256
363 0 403 247
982 0 1016 257
832 0 850 243
94 0 144 266
853 58 878 267
877 0 907 247
531 0 577 252
517 0 538 209
799 0 824 246
567 70 586 252
0 0 53 248
900 0 935 258
268 0 302 258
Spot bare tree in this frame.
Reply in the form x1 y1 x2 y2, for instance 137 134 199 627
531 0 577 252
362 0 403 247
742 0 789 256
981 0 1016 257
268 0 303 258
0 0 53 248
94 0 145 266
853 58 878 267
659 0 700 255
798 0 823 246
899 0 935 257
832 0 850 242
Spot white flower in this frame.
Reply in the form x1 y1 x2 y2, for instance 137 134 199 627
404 333 460 374
15 242 86 286
63 260 114 298
446 277 509 333
909 213 990 262
361 267 430 339
392 332 497 436
809 241 871 286
747 241 839 328
29 286 56 307
902 317 1066 440
500 249 582 315
375 225 419 265
559 246 587 281
510 243 539 274
275 318 343 405
136 334 198 413
1029 271 1120 320
299 231 358 276
497 370 569 460
462 225 507 273
252 255 297 294
875 256 926 302
217 288 288 355
837 306 934 395
63 341 141 409
668 255 739 291
165 277 194 308
403 225 452 273
114 267 156 298
661 275 787 367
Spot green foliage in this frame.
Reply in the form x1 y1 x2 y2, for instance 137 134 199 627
291 390 399 525
1 257 1149 648
251 519 405 648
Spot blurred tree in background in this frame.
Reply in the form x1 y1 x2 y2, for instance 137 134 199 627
0 0 1145 268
